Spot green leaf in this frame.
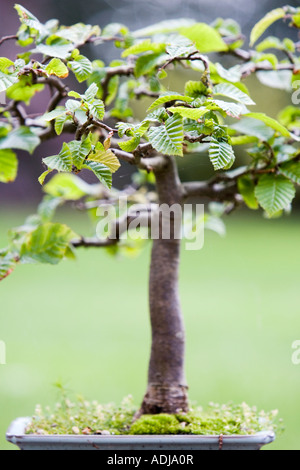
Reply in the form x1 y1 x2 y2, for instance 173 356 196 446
15 4 45 35
6 77 44 105
231 118 274 141
38 169 53 186
209 138 235 170
88 148 120 173
42 108 67 122
134 53 165 78
45 58 69 78
147 93 193 112
83 161 112 189
0 71 18 92
255 174 295 216
68 55 93 82
43 173 89 200
0 254 17 282
0 150 18 183
256 70 292 91
213 83 255 105
180 23 228 53
122 40 165 58
245 113 291 138
255 36 283 52
184 81 208 98
148 114 184 157
68 137 92 169
21 223 77 265
119 135 141 152
88 99 105 121
279 160 300 185
230 135 258 146
211 100 247 118
166 35 196 58
168 106 207 120
238 175 259 209
250 8 286 46
84 83 99 102
43 143 73 172
55 114 70 136
37 196 62 222
56 23 100 45
33 44 74 60
0 58 14 72
215 63 242 83
132 19 196 38
0 127 40 154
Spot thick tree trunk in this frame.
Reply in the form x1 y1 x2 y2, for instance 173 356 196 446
139 157 189 415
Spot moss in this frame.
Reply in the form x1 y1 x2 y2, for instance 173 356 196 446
26 393 282 437
129 414 180 435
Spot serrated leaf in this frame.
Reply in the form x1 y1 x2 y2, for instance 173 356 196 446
88 99 105 120
147 93 193 112
231 118 274 141
180 23 228 53
148 114 184 157
122 40 165 58
68 55 93 83
184 81 208 99
0 254 17 282
166 35 196 58
250 8 285 46
68 137 92 169
84 83 99 102
0 71 19 92
89 149 120 173
255 174 295 216
119 135 141 152
0 150 18 183
279 160 300 185
212 99 247 118
0 127 40 154
238 175 259 209
45 58 69 78
21 223 77 265
168 106 207 120
55 114 70 136
42 108 66 122
43 143 72 172
209 138 235 170
213 83 255 105
245 113 291 137
32 44 74 60
56 23 100 45
83 161 112 189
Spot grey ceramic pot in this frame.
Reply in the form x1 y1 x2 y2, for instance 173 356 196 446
6 418 275 451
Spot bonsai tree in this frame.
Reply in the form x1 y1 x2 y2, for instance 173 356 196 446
1 4 300 417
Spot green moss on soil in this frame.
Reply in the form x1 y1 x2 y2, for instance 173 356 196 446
26 393 281 436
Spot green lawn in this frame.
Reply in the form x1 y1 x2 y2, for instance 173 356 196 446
0 208 300 450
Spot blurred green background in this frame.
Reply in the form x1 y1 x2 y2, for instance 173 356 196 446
1 0 300 452
1 209 300 450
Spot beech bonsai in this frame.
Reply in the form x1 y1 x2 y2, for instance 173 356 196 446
1 4 300 418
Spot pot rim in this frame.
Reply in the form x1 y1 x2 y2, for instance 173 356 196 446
6 417 276 445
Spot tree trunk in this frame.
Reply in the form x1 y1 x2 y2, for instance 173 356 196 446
139 157 189 415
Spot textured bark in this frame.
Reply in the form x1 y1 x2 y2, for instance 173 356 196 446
139 157 189 415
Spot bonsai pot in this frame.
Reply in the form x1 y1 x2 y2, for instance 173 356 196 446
6 418 275 451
